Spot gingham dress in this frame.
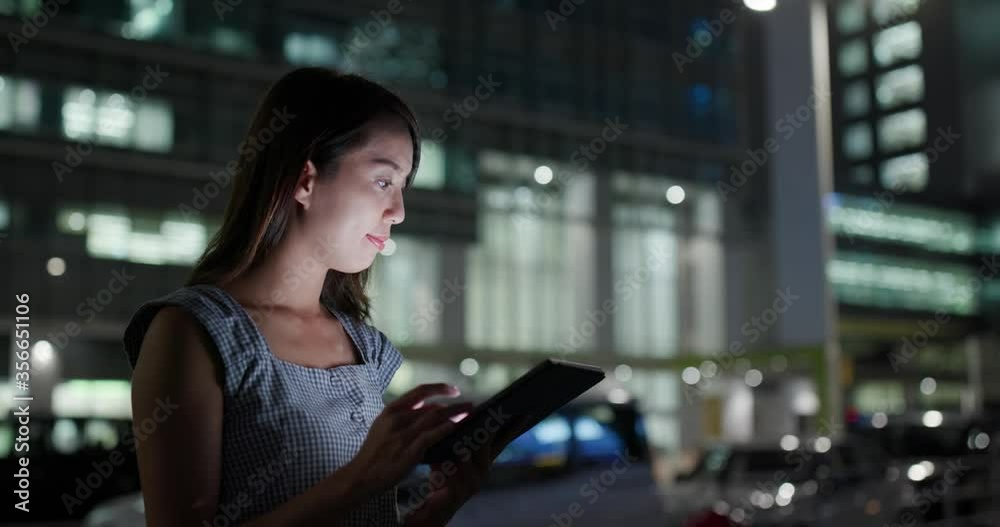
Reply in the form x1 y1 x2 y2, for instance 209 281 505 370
122 284 403 525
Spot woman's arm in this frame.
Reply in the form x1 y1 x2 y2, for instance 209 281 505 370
131 307 379 526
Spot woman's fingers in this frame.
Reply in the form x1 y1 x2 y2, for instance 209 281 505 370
409 413 466 457
388 383 459 411
409 402 475 433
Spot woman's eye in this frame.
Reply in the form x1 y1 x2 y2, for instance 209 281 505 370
376 179 392 189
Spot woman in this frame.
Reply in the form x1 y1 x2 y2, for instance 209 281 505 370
123 67 523 526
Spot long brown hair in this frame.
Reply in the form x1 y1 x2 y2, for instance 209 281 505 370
185 67 422 322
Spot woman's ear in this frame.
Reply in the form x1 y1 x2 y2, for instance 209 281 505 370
293 160 319 210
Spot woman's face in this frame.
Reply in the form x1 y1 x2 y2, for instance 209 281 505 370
295 114 412 273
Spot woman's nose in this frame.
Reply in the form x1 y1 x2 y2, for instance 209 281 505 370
385 193 405 225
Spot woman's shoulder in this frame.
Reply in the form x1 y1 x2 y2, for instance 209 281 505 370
121 284 249 370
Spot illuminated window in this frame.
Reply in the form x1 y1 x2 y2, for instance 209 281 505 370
52 380 133 419
872 0 921 27
873 22 922 67
411 141 446 190
612 173 685 358
288 22 445 89
839 39 869 76
880 152 928 191
0 198 9 230
876 65 924 109
853 381 905 414
62 86 174 152
826 193 975 253
844 123 873 159
120 0 176 40
284 32 339 65
629 370 681 450
467 150 596 353
57 205 208 265
843 80 870 117
837 0 867 34
0 75 42 132
134 99 173 152
369 235 443 346
828 252 976 314
878 108 926 152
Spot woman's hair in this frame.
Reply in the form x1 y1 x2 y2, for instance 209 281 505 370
185 67 422 322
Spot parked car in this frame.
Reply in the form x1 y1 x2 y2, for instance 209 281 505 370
850 412 999 524
665 437 907 526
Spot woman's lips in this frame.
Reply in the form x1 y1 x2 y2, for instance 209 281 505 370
366 235 386 251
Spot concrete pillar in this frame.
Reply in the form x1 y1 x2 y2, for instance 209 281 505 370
762 0 843 432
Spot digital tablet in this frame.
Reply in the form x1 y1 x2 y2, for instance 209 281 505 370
421 358 606 465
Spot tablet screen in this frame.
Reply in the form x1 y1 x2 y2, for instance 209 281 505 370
421 358 605 465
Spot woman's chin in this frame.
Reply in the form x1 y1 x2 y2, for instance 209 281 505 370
330 256 376 274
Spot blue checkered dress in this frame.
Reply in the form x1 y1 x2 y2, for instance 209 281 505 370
122 284 403 525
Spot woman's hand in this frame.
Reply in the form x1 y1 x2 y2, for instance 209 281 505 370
403 415 535 526
344 383 475 496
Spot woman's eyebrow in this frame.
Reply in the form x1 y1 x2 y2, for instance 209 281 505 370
370 157 406 173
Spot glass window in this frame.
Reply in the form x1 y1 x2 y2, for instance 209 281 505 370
283 32 339 66
837 0 867 34
61 86 174 152
58 205 208 265
873 21 922 67
872 0 921 27
411 141 446 190
839 39 869 77
878 108 926 152
333 22 444 90
612 172 681 358
843 80 870 117
876 65 924 109
826 193 976 253
52 380 132 419
134 99 173 153
467 151 596 353
369 235 443 346
844 123 873 159
879 152 928 191
853 381 905 414
183 1 256 56
829 252 975 314
120 0 178 41
0 198 9 230
467 202 596 352
0 75 42 132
